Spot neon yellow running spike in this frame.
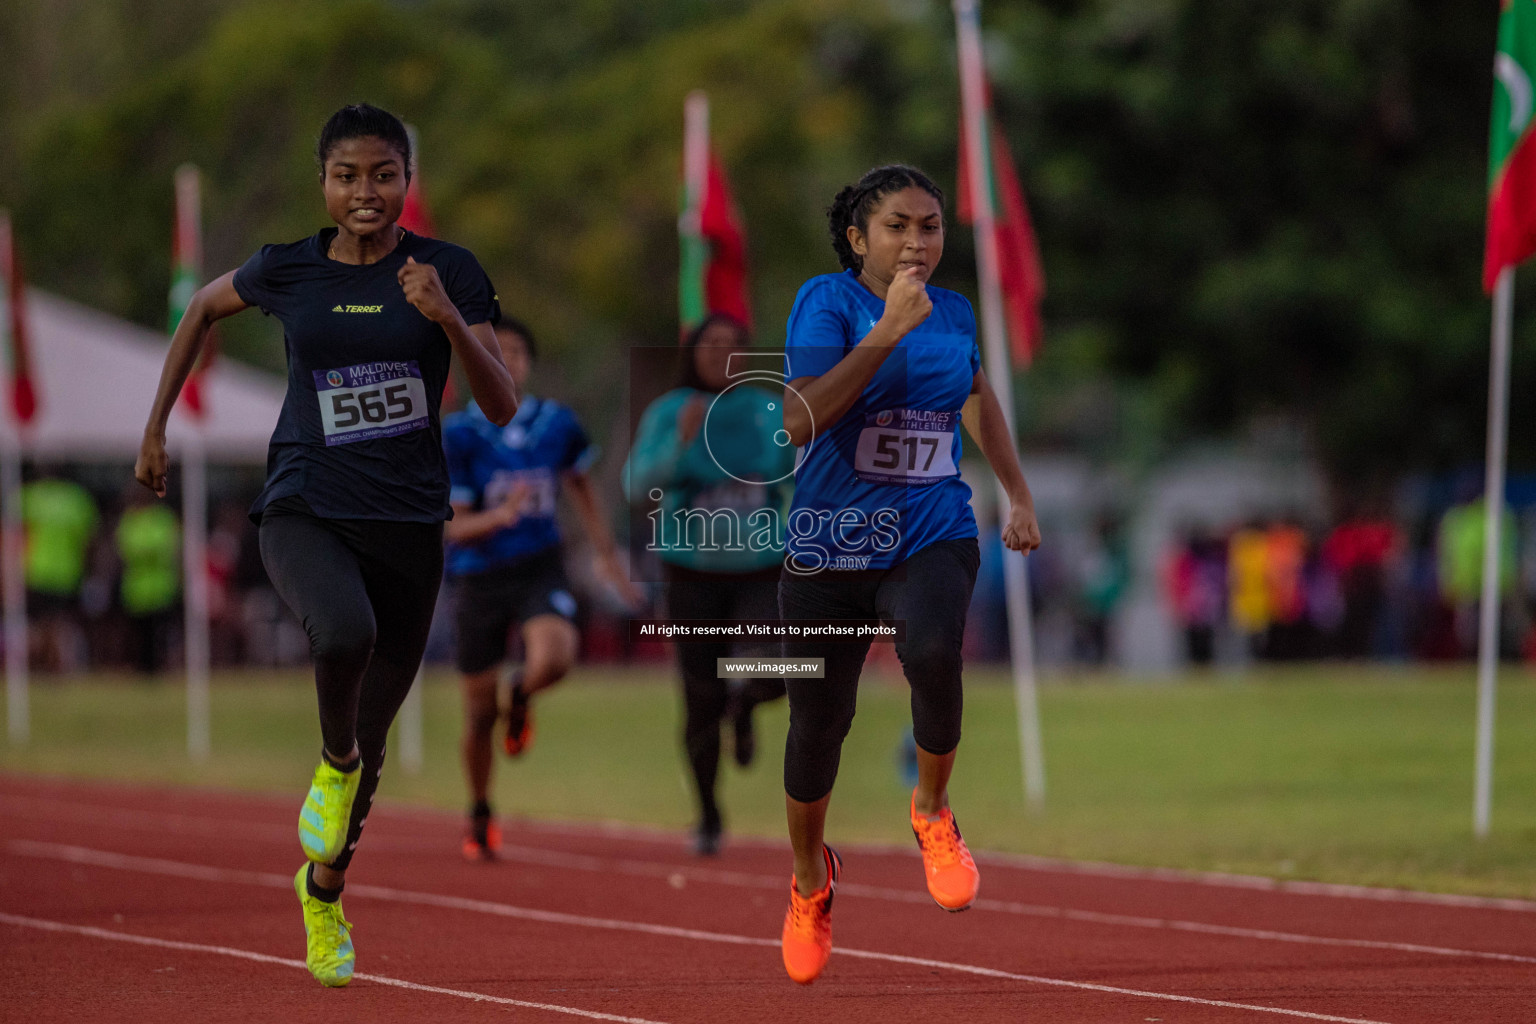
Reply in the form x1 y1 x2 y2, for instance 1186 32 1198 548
298 759 362 864
293 865 354 987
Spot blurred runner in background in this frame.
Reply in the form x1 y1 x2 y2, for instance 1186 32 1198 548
625 313 793 856
444 318 639 861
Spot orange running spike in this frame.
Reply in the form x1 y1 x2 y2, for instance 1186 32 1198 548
781 845 841 984
910 791 979 911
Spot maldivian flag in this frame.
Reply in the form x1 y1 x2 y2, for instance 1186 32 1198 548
1486 0 1536 291
171 164 215 419
958 107 1046 366
680 152 751 333
0 212 38 425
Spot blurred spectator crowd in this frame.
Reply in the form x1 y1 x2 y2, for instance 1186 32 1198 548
1158 500 1527 667
11 466 1536 675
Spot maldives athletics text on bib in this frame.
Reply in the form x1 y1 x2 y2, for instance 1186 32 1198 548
854 408 960 485
314 361 429 445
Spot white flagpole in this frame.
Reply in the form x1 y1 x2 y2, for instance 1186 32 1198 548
400 666 424 776
174 165 211 761
2 427 24 747
183 430 210 760
1474 266 1514 838
954 0 1045 809
0 212 27 747
682 92 709 245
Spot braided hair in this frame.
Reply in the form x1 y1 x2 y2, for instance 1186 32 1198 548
316 103 412 179
826 165 945 272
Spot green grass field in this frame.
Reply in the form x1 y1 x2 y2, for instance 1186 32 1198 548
4 663 1535 899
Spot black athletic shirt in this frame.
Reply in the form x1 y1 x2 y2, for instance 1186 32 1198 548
233 228 499 523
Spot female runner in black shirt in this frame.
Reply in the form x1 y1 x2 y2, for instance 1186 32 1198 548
135 103 517 988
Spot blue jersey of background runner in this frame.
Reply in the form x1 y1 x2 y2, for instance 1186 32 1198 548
443 396 594 577
783 270 980 569
234 228 498 523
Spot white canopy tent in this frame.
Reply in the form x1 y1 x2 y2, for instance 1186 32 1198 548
0 290 430 772
2 288 286 755
3 288 284 460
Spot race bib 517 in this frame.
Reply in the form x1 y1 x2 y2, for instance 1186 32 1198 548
854 408 959 485
314 361 429 446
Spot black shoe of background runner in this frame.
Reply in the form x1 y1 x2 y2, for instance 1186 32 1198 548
503 683 532 757
694 822 722 857
462 808 500 862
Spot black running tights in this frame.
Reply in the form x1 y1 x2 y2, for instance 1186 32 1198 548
259 497 443 872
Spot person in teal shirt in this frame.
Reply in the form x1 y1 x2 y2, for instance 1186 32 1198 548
625 313 796 854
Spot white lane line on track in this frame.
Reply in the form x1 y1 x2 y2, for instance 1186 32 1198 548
8 788 1535 914
4 840 1396 1023
5 797 1532 967
0 912 674 1024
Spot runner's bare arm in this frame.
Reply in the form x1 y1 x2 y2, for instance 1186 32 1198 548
782 266 931 446
443 489 528 545
563 469 645 609
135 271 250 497
966 370 1040 553
397 257 518 426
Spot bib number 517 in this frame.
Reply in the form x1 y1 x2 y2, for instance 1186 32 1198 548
871 432 940 472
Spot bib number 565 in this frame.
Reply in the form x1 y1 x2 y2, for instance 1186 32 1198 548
331 383 412 427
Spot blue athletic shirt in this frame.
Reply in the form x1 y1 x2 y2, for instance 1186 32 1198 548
783 269 980 570
233 228 498 523
443 395 595 577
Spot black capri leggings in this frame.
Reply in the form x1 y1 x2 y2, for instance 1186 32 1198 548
258 496 444 872
778 537 980 804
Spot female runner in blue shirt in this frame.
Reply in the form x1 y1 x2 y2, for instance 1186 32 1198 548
775 165 1040 984
134 103 517 989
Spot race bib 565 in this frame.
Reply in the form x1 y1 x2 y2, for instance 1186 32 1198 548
314 361 429 446
854 408 959 485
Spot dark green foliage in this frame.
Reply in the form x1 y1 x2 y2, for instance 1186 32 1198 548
0 0 1521 478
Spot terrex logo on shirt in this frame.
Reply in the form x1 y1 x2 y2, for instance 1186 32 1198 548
331 304 385 313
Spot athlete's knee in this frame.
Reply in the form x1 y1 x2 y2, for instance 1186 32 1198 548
464 702 498 737
896 631 962 685
787 698 855 754
912 711 961 757
524 653 572 689
522 618 577 688
308 614 375 674
461 671 498 732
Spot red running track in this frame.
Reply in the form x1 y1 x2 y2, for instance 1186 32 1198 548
2 773 1534 1023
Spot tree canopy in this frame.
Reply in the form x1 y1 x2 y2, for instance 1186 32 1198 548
0 0 1521 485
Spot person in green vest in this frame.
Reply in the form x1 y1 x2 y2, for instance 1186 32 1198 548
21 474 98 671
115 495 182 674
1438 496 1517 656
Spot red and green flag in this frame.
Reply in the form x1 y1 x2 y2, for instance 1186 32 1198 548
957 98 1046 366
0 211 38 425
679 91 750 336
170 164 215 419
1486 0 1536 291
